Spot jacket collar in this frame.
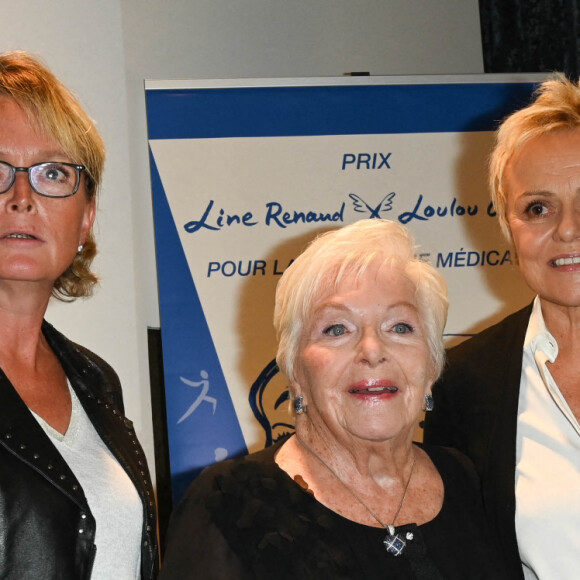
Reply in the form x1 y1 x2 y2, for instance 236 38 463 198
0 320 126 510
482 303 533 580
0 362 89 508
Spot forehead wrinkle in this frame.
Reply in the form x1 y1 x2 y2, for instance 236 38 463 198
515 187 580 199
0 145 67 159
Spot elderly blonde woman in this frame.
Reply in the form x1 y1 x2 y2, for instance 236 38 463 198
160 219 508 580
0 52 157 579
425 76 580 580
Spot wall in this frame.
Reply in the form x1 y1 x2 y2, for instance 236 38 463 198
0 0 484 478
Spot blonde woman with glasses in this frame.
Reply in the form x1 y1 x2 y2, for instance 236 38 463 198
0 51 157 580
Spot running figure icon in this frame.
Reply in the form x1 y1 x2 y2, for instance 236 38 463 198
177 370 217 424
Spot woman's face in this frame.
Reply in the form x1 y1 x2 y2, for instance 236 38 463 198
293 262 435 447
505 128 580 308
0 97 95 290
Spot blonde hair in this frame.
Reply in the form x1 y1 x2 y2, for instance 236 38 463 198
274 219 448 386
490 75 580 241
0 51 105 299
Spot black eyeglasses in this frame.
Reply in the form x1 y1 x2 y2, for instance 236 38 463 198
0 160 86 198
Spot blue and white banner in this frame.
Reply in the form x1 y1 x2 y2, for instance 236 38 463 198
145 75 542 502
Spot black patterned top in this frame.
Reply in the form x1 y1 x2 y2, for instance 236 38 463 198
159 438 512 580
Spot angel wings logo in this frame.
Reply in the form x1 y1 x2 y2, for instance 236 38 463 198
349 192 396 218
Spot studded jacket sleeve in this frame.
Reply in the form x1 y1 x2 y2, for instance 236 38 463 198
0 320 158 580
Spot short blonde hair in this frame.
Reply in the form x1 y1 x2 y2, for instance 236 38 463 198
274 219 448 386
490 75 580 241
0 51 105 300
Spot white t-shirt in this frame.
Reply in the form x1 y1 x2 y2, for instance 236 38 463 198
32 383 143 579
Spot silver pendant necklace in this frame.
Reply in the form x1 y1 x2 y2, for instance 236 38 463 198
296 435 416 556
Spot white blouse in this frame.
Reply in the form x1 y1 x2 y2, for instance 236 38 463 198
516 297 580 580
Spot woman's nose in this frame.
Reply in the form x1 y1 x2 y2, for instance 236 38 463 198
5 172 34 212
355 328 387 367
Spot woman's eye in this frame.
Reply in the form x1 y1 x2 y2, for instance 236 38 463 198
392 322 413 334
39 163 70 183
524 201 548 218
45 168 63 181
323 324 347 337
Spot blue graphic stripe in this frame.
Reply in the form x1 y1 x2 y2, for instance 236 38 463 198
149 151 248 502
146 82 538 140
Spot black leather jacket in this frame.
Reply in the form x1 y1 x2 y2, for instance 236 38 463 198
0 321 158 579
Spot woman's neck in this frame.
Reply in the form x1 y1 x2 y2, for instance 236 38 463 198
0 283 51 366
294 420 415 485
540 298 580 347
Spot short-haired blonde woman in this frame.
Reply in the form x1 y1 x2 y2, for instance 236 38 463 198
160 219 509 580
0 51 157 579
425 76 580 580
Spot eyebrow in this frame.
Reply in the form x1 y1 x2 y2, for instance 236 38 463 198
516 190 554 198
314 299 419 314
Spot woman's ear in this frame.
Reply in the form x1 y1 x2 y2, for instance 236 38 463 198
80 197 96 245
287 382 301 401
425 361 438 391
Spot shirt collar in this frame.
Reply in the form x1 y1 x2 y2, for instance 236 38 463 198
524 296 558 363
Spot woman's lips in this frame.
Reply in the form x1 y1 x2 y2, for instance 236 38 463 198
551 255 580 267
348 381 398 395
3 233 37 239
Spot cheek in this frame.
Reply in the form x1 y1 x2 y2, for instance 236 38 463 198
510 219 551 253
512 236 547 278
404 348 434 390
51 207 85 239
294 346 343 395
300 345 336 373
513 231 535 254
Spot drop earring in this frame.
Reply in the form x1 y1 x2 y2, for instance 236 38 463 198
294 395 307 415
424 394 434 412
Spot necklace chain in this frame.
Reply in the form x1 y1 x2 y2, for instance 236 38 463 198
295 435 416 531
